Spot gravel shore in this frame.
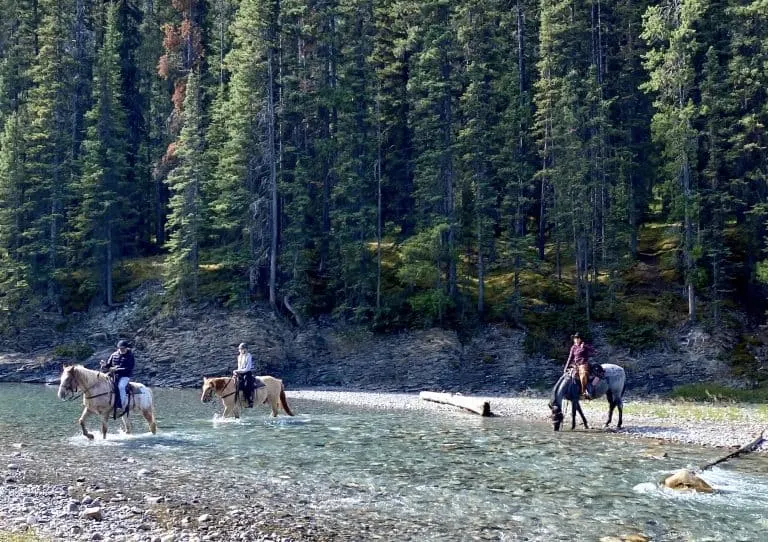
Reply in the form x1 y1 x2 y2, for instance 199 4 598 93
2 389 766 542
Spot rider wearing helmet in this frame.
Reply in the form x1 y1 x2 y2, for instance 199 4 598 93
101 339 135 412
233 343 255 408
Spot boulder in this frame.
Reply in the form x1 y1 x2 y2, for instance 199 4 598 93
662 469 713 493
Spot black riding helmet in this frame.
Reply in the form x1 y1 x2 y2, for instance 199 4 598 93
117 339 130 348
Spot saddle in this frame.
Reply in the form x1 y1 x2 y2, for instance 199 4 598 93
107 375 135 416
235 373 264 407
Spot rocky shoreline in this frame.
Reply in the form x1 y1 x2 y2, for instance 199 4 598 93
2 388 767 542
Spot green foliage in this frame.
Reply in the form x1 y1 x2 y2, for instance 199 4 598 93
605 293 684 352
522 307 588 360
1 0 768 352
670 383 768 403
53 342 94 361
724 335 765 383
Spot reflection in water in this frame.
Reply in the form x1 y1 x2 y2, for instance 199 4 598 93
1 383 767 541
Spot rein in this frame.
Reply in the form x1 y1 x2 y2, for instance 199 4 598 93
218 377 237 400
66 369 112 402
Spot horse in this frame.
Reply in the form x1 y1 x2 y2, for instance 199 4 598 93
200 375 295 419
57 364 157 440
548 363 626 431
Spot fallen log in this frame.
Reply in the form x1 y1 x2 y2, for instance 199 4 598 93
698 430 766 472
419 391 492 416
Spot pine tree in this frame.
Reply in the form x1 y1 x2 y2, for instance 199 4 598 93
641 0 708 321
73 1 129 306
164 69 204 299
0 111 32 327
407 0 461 322
209 0 279 305
329 0 378 321
727 0 768 316
22 0 77 305
455 0 503 318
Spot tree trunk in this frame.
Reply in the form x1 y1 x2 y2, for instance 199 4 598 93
267 47 278 308
419 391 492 416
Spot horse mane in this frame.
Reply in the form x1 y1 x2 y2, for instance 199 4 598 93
207 377 231 392
549 373 565 407
71 364 109 387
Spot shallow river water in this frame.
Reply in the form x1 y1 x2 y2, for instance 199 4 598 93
1 383 767 541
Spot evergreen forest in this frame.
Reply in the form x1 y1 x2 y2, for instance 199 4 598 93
1 0 767 356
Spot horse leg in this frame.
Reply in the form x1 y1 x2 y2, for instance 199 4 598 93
269 396 279 417
617 400 623 429
605 390 615 427
78 408 95 440
575 402 589 429
123 413 133 434
101 415 108 439
142 409 157 434
570 401 578 430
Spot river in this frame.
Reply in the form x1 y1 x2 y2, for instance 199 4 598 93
1 383 767 541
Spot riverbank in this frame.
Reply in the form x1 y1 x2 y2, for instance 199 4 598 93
1 388 767 542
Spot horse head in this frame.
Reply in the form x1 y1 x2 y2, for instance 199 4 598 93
201 377 216 403
57 365 78 400
548 401 564 431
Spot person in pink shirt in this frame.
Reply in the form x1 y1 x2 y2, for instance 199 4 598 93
563 332 603 398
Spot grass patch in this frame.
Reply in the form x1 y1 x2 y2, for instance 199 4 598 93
605 293 685 352
724 335 765 383
52 342 94 361
623 401 767 423
113 256 165 302
0 531 47 542
669 382 768 404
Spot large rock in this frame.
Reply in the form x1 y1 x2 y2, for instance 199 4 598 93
662 469 714 493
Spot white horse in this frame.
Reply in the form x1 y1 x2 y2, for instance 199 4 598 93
57 364 157 439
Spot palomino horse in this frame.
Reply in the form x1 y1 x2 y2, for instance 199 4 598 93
548 363 626 431
201 376 295 419
57 364 157 440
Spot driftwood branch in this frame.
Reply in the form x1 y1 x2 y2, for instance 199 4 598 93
698 430 766 472
419 391 492 416
283 295 303 327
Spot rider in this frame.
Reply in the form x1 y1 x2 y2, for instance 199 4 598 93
563 332 602 399
233 343 254 408
101 339 135 413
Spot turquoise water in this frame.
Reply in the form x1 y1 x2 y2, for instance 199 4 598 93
1 383 767 541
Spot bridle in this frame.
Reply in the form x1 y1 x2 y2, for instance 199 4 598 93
203 377 237 401
61 367 110 401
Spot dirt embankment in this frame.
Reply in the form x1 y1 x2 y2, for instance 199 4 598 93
0 283 747 394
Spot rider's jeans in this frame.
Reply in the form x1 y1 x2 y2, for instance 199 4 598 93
117 377 129 407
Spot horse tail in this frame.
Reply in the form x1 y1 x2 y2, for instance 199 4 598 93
136 386 158 434
279 384 295 416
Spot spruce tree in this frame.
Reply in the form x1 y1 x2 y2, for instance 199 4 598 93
164 69 204 299
73 1 129 306
641 0 708 321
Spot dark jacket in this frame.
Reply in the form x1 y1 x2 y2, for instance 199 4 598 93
104 349 135 378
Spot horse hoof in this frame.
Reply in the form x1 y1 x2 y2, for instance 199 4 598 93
85 434 94 440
